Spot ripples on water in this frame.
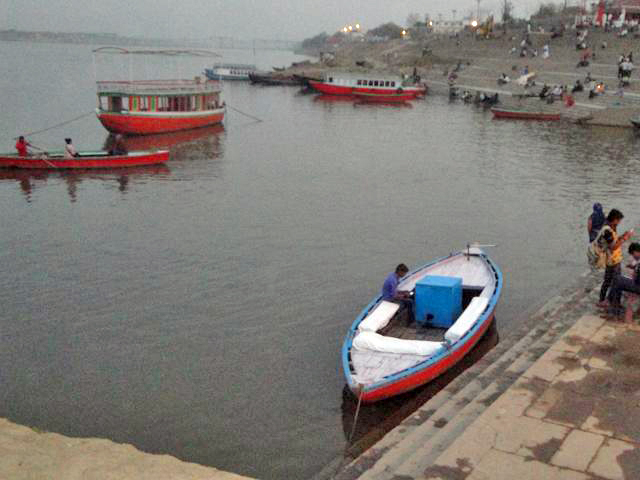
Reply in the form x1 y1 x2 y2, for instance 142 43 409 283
1 41 640 479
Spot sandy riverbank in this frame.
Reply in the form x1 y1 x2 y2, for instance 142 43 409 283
0 418 251 480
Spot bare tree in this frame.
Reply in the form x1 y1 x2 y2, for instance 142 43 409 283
406 12 422 27
501 0 514 23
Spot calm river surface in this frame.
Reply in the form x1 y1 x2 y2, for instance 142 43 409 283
1 41 640 479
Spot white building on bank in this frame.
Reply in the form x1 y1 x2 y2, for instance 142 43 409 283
430 19 466 34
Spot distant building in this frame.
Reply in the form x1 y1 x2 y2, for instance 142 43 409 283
430 20 465 34
608 0 640 21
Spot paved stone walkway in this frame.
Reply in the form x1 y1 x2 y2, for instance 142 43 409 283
0 418 251 480
424 315 640 480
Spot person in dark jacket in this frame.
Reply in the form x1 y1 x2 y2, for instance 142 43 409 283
588 203 605 242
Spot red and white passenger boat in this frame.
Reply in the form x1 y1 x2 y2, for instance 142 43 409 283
309 72 427 98
93 47 225 135
96 79 225 135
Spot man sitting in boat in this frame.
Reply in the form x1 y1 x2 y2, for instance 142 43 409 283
382 264 413 320
108 134 128 156
64 138 79 159
15 136 32 157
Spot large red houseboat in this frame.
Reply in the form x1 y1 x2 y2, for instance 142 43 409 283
96 79 225 135
309 72 427 98
93 47 225 135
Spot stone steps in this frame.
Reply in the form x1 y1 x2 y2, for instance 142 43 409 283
333 273 599 480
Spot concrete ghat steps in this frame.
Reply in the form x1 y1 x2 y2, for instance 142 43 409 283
336 273 599 480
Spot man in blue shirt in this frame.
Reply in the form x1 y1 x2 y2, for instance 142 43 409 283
382 263 409 300
382 264 413 323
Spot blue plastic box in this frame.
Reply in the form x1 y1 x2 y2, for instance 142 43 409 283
414 275 462 328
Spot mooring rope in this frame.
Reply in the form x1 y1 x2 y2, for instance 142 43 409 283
15 111 95 139
347 384 365 445
226 104 263 123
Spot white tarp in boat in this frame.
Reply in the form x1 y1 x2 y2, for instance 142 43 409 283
357 301 399 333
444 296 489 344
353 331 445 356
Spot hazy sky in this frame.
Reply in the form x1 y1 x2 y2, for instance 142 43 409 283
1 0 538 40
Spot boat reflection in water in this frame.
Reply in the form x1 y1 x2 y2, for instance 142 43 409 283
340 320 498 459
105 124 225 152
0 164 170 203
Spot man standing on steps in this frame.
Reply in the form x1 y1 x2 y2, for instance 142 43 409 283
597 209 634 307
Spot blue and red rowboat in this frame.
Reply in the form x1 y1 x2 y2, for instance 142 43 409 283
491 107 561 121
342 247 502 403
0 150 169 169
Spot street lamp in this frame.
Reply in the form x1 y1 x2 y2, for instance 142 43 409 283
348 25 353 31
401 29 407 36
355 23 361 30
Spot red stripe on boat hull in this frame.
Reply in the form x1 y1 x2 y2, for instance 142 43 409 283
309 81 426 97
356 311 495 403
355 93 416 103
0 151 169 169
97 110 225 135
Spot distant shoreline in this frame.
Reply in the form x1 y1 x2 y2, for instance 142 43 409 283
0 29 298 51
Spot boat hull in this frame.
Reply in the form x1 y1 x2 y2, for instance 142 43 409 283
249 72 300 86
491 108 561 121
309 81 426 97
96 109 225 135
0 150 169 169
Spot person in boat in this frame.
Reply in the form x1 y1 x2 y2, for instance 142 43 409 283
64 138 79 159
588 203 605 242
15 136 32 157
597 209 634 307
606 243 640 321
382 264 413 319
109 134 128 156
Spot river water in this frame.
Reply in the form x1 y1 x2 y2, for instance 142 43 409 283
1 41 640 479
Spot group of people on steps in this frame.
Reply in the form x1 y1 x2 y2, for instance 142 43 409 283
588 204 640 323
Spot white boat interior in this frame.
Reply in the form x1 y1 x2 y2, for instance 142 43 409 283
349 249 497 386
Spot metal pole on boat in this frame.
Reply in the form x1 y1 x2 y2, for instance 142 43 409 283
128 52 132 83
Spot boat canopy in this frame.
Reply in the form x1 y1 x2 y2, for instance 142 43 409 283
97 79 221 96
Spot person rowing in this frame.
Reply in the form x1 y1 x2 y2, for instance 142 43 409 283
15 136 32 157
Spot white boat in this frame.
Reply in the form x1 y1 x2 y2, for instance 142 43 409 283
342 247 502 403
204 63 257 81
